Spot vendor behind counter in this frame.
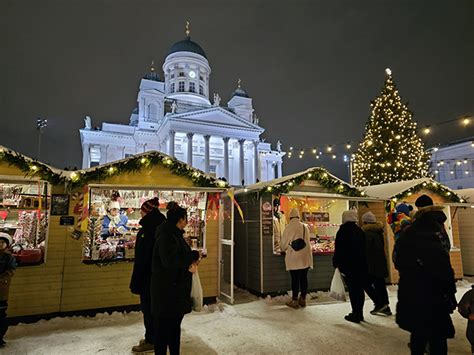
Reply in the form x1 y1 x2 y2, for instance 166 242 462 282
102 201 129 239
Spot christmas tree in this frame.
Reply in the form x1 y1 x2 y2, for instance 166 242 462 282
352 69 430 186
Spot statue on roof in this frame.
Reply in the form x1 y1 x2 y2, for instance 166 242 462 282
213 93 221 106
171 101 178 114
277 140 282 152
84 116 92 130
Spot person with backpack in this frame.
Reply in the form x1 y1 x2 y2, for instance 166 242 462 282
394 195 457 355
281 208 313 309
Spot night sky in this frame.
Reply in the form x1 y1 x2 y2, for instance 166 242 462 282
1 0 473 180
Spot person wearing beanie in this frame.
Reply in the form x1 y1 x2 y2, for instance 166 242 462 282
280 208 313 309
101 200 129 239
333 210 367 323
361 212 391 317
413 194 451 253
0 232 16 348
130 197 166 353
394 195 457 354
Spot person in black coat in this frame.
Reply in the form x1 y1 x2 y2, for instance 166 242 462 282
361 211 391 316
394 196 457 355
129 197 166 353
151 202 199 355
333 210 367 323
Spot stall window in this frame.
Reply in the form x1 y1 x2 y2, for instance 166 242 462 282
82 188 208 263
0 181 50 266
273 195 348 255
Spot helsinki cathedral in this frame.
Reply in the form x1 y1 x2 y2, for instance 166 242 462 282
79 23 284 186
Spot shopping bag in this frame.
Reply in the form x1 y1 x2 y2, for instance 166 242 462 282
329 268 346 301
191 271 203 312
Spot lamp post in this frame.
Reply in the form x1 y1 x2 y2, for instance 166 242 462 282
36 118 48 160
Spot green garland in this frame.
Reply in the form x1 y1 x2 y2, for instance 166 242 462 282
0 148 65 185
390 180 463 205
67 151 228 189
258 167 362 197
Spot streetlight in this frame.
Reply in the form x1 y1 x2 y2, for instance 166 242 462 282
36 118 48 160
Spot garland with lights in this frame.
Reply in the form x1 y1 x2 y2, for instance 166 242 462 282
0 148 65 185
382 181 464 212
353 69 430 186
258 167 362 197
67 151 228 189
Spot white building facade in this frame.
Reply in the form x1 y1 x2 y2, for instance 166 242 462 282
429 138 474 189
80 29 284 186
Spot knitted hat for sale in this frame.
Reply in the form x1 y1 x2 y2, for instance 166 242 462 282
0 232 12 247
415 194 434 208
396 203 411 216
362 211 377 223
289 208 300 219
342 210 358 224
141 197 160 213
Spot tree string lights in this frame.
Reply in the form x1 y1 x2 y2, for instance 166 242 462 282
352 69 430 186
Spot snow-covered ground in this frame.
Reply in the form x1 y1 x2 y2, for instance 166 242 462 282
5 281 473 354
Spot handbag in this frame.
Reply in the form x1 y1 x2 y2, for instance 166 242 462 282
329 268 346 301
290 226 306 251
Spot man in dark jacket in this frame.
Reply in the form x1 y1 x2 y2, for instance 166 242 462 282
333 210 367 323
130 197 166 353
361 211 391 316
394 195 457 355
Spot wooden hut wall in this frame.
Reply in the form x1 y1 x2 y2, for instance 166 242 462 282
359 189 464 284
457 207 474 276
7 164 220 317
234 193 261 293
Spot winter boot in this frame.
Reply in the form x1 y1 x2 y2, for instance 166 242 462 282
131 340 154 353
371 304 392 316
286 299 299 309
344 313 363 324
298 296 306 308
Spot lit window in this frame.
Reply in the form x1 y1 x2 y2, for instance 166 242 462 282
189 82 196 93
170 83 175 93
179 72 185 77
178 81 185 92
199 85 204 95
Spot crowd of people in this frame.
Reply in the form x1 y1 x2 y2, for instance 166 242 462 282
0 194 473 354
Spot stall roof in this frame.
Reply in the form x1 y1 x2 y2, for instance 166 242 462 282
0 145 65 184
360 178 464 203
66 150 228 189
237 167 362 197
454 188 474 206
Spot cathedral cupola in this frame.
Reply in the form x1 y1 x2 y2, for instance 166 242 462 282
163 21 211 106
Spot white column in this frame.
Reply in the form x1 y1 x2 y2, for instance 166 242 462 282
204 135 211 173
187 133 194 166
100 145 108 164
168 130 176 157
266 160 271 181
82 143 90 168
253 140 260 183
239 139 245 186
277 161 283 178
223 137 230 181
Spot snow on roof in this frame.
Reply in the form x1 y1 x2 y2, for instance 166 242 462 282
454 188 474 203
360 178 433 200
240 167 359 196
0 145 64 177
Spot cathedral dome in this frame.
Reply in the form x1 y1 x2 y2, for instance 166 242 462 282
168 38 207 59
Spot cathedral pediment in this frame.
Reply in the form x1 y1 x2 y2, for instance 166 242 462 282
169 107 264 132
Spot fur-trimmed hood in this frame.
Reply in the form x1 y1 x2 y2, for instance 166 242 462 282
414 205 447 224
362 222 384 233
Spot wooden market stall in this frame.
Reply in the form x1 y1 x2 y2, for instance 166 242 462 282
360 178 466 283
453 188 474 276
233 167 366 296
1 147 227 318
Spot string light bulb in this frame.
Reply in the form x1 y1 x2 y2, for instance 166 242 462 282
462 117 471 126
423 127 431 135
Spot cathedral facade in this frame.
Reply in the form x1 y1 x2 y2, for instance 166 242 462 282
79 26 284 186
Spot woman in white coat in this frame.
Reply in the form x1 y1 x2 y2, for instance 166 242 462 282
281 208 313 309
